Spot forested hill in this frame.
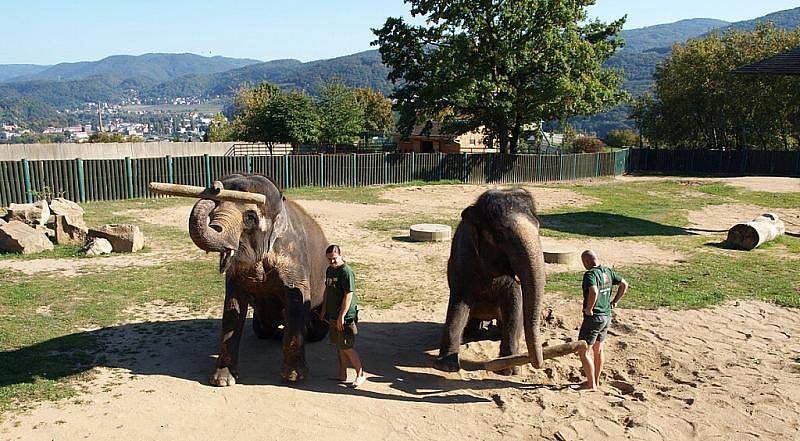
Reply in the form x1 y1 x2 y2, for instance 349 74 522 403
619 18 730 52
720 7 800 33
6 53 261 83
0 65 50 82
143 51 392 99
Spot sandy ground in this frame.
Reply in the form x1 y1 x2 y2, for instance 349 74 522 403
1 176 799 440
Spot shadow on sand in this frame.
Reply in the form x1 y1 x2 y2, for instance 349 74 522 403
0 318 563 405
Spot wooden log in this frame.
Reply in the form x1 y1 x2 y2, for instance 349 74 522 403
726 213 785 251
148 182 266 205
466 340 588 372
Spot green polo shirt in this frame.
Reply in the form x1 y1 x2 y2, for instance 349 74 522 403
582 265 622 316
324 263 358 321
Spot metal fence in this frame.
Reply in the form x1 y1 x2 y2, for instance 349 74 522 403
628 148 800 176
0 150 629 206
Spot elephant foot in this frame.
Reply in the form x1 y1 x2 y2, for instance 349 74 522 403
210 367 238 387
281 364 308 383
493 366 520 376
433 353 461 372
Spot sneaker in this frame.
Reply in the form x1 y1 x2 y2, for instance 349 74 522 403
351 375 366 389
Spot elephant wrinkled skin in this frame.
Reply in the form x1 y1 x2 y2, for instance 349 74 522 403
188 173 329 385
434 188 546 374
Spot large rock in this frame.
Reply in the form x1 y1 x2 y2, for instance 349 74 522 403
82 237 113 256
0 218 6 227
0 220 54 254
88 224 144 253
6 200 50 226
44 198 88 245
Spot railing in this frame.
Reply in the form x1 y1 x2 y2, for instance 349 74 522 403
0 150 629 206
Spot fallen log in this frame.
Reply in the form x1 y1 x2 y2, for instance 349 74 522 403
726 213 785 251
149 182 266 205
463 340 588 372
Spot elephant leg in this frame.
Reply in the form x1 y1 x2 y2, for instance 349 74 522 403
434 297 470 372
496 285 523 376
280 287 309 382
210 280 249 386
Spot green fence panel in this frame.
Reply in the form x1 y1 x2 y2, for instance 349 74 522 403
0 161 26 205
27 159 80 202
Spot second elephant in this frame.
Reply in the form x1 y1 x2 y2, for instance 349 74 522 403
433 188 546 373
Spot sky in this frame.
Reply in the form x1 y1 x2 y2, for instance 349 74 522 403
1 0 799 65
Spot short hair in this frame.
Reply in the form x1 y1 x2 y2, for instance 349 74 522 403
326 244 341 255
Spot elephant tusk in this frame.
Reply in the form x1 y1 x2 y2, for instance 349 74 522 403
149 182 266 205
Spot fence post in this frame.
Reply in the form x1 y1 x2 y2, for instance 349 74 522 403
795 151 800 177
21 159 32 203
558 154 563 181
352 153 357 187
319 153 325 187
203 154 212 188
166 155 174 184
246 154 253 174
463 152 469 183
125 157 134 199
76 158 86 203
437 152 443 181
410 151 415 182
595 153 601 177
383 152 389 184
573 154 578 180
283 154 290 189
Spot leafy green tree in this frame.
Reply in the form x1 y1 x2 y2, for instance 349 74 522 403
604 129 639 148
373 0 626 153
266 91 321 147
88 132 127 143
632 24 800 150
317 82 363 145
204 113 235 142
232 82 282 148
354 88 394 135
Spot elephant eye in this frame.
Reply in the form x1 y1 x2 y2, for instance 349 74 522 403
243 210 259 228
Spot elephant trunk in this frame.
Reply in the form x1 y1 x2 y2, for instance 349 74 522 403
508 215 546 369
188 199 242 252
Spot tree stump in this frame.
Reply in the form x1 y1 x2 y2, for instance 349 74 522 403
726 213 785 250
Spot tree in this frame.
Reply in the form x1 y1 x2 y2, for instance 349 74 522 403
317 82 363 146
604 129 639 148
230 83 321 150
373 0 626 153
88 132 127 143
632 24 800 150
354 88 394 135
204 113 235 142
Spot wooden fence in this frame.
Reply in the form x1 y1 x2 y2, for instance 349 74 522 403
628 148 800 176
0 150 629 206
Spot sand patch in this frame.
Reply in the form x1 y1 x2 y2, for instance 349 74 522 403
2 298 798 441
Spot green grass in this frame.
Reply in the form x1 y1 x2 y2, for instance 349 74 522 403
361 213 460 233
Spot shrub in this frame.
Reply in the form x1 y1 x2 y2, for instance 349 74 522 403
572 136 607 153
604 129 639 148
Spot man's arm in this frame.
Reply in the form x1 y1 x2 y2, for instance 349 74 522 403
583 285 598 316
611 279 629 309
337 291 353 331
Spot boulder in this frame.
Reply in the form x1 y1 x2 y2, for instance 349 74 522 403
49 198 84 218
52 215 88 245
0 220 55 254
0 218 6 227
87 224 144 253
82 237 113 256
6 200 50 226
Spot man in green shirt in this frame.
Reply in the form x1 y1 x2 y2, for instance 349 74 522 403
578 250 628 391
319 244 366 388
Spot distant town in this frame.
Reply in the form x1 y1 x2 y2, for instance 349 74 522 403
0 96 218 143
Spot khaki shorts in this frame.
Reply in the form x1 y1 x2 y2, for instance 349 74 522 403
329 321 358 349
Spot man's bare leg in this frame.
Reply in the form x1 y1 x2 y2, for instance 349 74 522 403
593 341 605 388
337 350 348 381
342 348 365 387
578 344 597 391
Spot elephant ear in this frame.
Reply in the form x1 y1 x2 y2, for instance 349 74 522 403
268 196 289 252
461 206 481 227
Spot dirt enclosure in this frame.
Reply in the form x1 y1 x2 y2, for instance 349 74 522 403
1 176 799 440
